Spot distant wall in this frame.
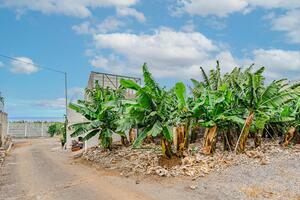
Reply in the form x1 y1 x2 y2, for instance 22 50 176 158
0 112 8 146
8 121 55 138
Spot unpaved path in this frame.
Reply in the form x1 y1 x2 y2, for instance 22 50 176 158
0 138 299 200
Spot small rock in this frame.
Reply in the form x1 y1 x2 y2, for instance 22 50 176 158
260 158 268 165
155 168 169 177
190 185 198 190
73 152 83 159
135 180 140 184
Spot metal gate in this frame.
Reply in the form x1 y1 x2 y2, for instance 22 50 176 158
7 122 55 138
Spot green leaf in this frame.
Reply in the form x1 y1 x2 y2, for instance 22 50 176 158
225 116 245 125
133 126 152 148
162 125 173 142
120 79 141 90
142 63 160 93
69 122 90 138
200 66 211 89
90 120 102 128
83 129 99 141
149 121 163 137
174 82 187 110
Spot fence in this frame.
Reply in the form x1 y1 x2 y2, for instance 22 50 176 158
8 122 56 138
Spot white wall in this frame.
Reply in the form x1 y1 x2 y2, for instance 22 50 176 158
0 112 7 146
67 107 125 149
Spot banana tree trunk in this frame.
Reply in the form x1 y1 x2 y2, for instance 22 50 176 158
223 130 233 151
173 127 178 153
184 119 192 149
129 128 136 144
162 138 173 159
145 135 154 143
235 111 254 153
107 138 113 151
254 129 263 148
282 127 296 147
190 125 200 143
121 135 130 147
176 126 185 157
202 125 218 155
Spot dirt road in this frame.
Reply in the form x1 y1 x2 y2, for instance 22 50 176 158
1 138 299 200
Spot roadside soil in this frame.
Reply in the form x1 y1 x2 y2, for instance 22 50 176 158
0 138 299 200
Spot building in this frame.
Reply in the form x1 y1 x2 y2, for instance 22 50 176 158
66 71 141 149
87 71 141 98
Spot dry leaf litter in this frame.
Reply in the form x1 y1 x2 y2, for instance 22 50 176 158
81 140 300 178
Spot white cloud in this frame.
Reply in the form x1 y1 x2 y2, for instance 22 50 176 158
174 0 300 44
91 28 243 79
270 9 300 44
1 0 139 18
72 17 125 35
175 0 248 17
35 98 65 109
206 18 227 30
175 0 300 17
116 7 146 22
89 54 132 75
181 20 195 32
252 49 300 80
246 0 300 10
10 57 38 74
96 17 126 33
89 28 300 81
72 21 92 35
68 87 84 102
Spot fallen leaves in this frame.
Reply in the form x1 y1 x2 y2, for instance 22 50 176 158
81 140 300 178
0 148 5 165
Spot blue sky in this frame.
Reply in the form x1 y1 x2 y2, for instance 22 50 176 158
0 0 299 120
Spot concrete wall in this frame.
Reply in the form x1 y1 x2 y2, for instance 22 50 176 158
67 107 124 149
8 122 53 138
0 112 8 147
66 107 96 149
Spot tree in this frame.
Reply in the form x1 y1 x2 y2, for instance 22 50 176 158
171 82 193 157
234 68 300 153
119 63 175 158
191 64 244 154
47 123 64 137
69 82 128 150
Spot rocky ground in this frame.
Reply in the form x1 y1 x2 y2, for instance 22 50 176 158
1 138 300 200
0 148 5 165
82 139 300 178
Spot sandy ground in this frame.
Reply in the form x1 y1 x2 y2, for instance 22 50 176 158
0 138 299 200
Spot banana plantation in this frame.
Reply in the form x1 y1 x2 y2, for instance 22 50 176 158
69 62 300 161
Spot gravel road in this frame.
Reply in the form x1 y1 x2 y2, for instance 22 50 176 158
0 138 299 200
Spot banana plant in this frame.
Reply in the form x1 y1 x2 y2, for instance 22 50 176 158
191 64 245 154
171 82 194 157
193 83 244 154
269 98 300 146
234 68 300 153
69 82 128 150
119 63 175 158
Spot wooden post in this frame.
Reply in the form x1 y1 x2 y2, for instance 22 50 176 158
24 122 27 138
41 122 44 137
